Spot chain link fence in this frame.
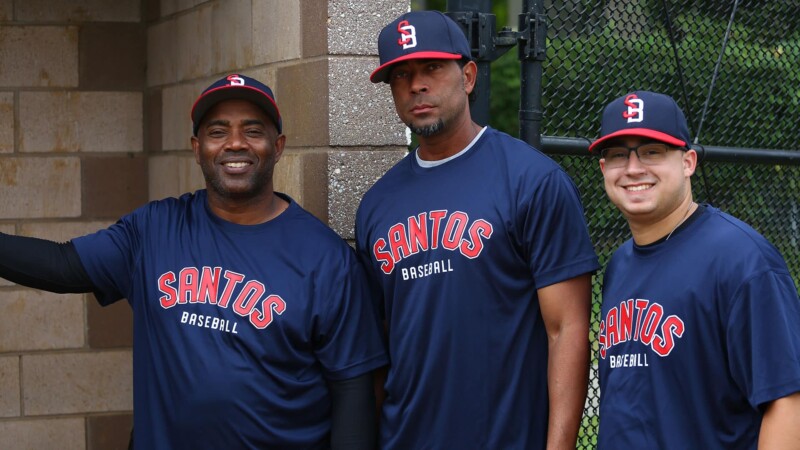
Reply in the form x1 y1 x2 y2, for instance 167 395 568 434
529 1 800 447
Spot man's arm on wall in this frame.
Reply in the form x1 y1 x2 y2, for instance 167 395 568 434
0 232 94 293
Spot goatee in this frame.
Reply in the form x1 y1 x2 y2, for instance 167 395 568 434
409 119 444 137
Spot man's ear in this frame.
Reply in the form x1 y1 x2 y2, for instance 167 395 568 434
273 134 287 163
683 149 698 177
191 136 201 164
463 60 477 95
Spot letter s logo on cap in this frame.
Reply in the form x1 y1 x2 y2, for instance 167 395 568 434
622 94 644 123
227 75 245 86
397 20 417 50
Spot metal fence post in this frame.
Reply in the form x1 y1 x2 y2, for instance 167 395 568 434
519 0 547 150
446 0 493 126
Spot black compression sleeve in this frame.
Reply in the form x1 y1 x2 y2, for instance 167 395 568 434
329 372 378 450
0 232 94 293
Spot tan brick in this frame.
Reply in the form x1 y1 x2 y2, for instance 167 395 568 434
277 60 330 147
0 223 12 287
16 0 140 22
330 58 406 146
253 0 301 64
0 418 85 450
145 88 163 152
240 68 277 93
175 6 213 81
0 157 81 219
148 154 205 201
87 413 133 450
143 0 160 22
0 290 84 352
0 92 13 153
80 23 146 90
19 92 142 153
0 26 79 87
146 19 178 87
82 155 149 219
23 350 133 415
302 0 328 57
161 81 201 151
210 0 253 73
274 150 328 223
160 0 206 18
87 297 133 349
0 1 12 21
0 356 20 417
19 221 113 242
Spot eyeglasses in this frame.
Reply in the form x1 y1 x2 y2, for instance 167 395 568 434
599 143 686 169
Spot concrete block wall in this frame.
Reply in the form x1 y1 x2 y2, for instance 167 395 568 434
0 0 412 447
0 1 142 449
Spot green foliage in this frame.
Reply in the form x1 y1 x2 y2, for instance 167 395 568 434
487 2 800 151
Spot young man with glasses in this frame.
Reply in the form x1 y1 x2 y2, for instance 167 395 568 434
591 90 800 449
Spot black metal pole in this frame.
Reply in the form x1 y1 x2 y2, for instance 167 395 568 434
519 0 546 149
446 0 492 126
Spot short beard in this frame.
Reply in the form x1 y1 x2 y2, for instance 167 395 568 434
408 119 444 137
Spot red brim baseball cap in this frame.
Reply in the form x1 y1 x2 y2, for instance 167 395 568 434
590 91 690 154
191 74 282 135
370 11 471 83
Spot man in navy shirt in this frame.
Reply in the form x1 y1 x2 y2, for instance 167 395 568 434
358 11 599 449
0 74 387 450
592 90 800 449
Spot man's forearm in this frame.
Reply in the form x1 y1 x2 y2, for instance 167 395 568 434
759 391 800 450
0 232 94 293
546 322 590 450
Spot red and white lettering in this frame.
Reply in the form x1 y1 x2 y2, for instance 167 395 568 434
197 266 222 304
158 271 178 308
407 213 429 255
651 315 685 356
460 219 493 259
232 280 266 316
218 271 245 308
250 295 287 329
178 267 199 304
374 238 395 274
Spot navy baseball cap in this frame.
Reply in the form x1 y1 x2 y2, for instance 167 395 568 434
589 91 691 154
370 10 471 83
191 74 282 135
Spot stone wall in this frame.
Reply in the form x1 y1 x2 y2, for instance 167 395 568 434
0 0 408 447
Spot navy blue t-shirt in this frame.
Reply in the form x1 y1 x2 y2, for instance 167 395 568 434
356 127 599 449
73 191 388 450
598 206 800 449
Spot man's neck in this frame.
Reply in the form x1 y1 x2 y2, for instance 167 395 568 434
207 190 288 225
417 118 482 161
629 197 697 245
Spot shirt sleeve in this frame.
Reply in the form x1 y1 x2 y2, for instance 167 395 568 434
314 245 388 381
522 168 600 289
0 232 94 293
72 213 142 306
726 269 800 408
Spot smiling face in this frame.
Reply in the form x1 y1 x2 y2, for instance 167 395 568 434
599 136 697 236
191 99 285 207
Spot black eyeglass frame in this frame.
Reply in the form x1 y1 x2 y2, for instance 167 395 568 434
598 142 688 166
